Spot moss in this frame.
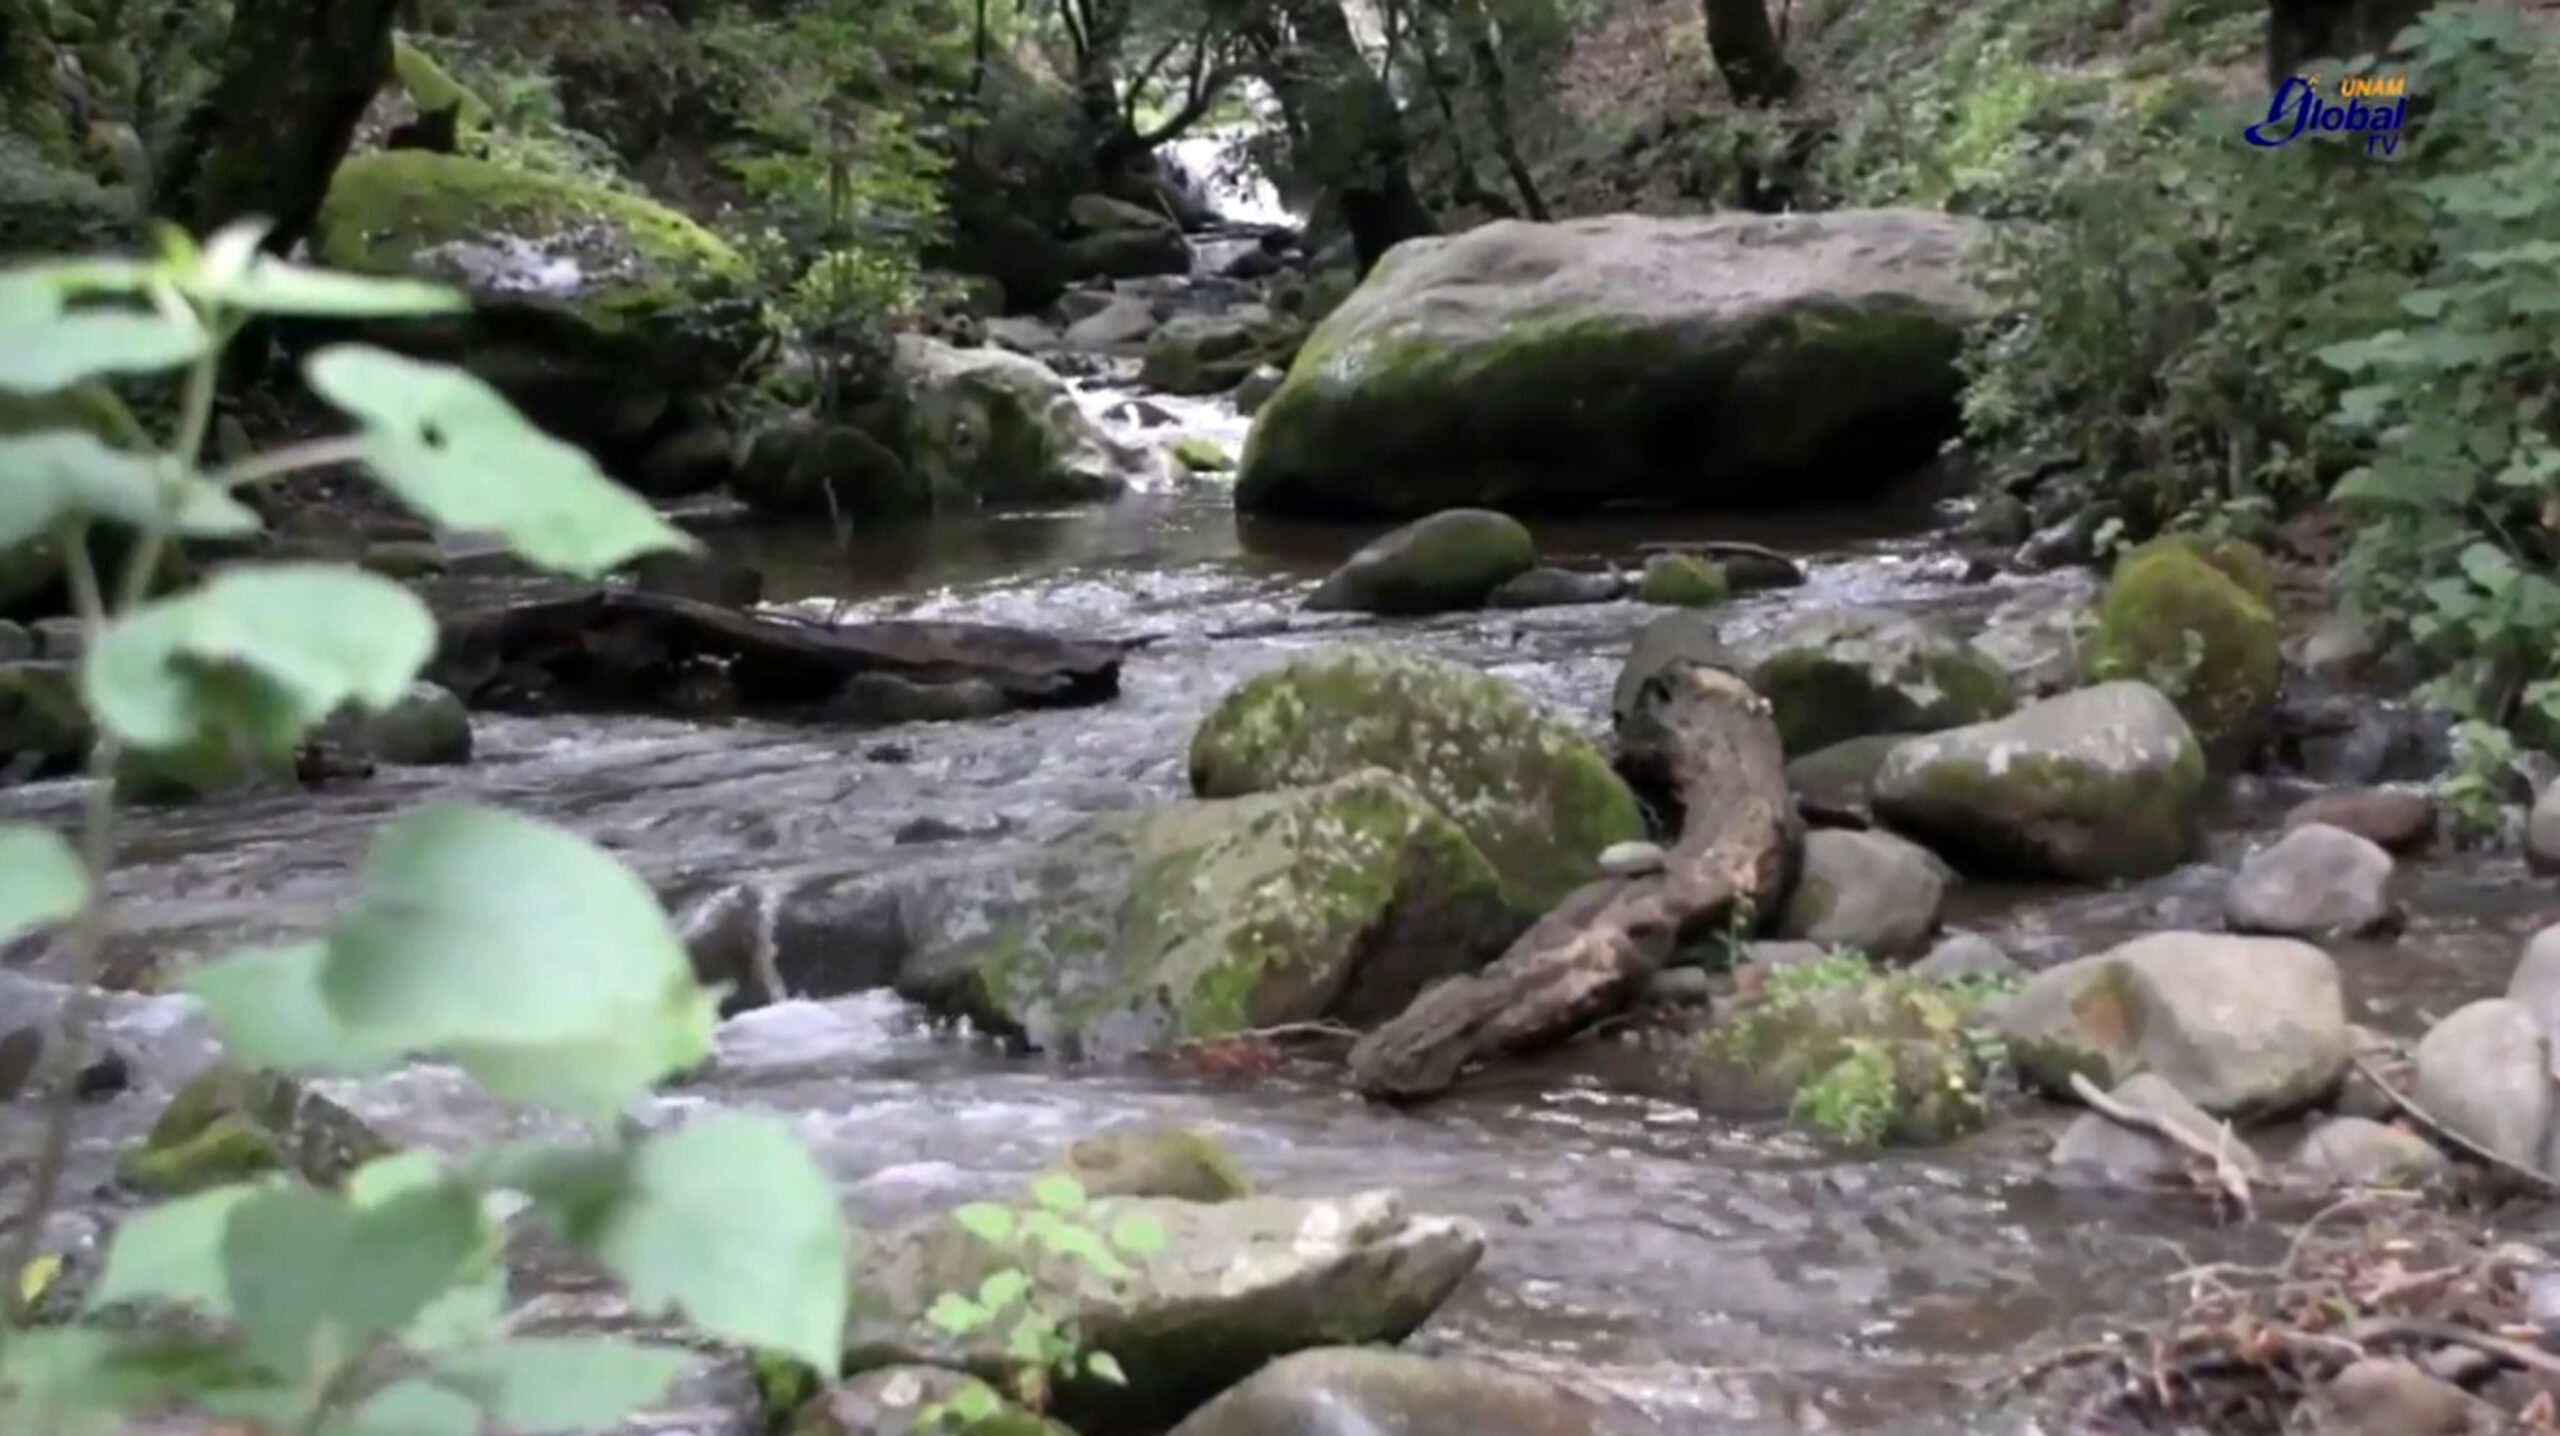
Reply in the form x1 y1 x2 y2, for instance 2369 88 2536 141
1059 1126 1254 1202
0 0 73 168
2084 538 2280 762
2001 957 2146 1096
1170 435 1233 473
1186 647 1643 910
311 151 744 327
1697 966 2004 1146
390 36 493 133
1752 612 2015 756
117 1115 283 1195
1901 738 2204 876
1638 553 1727 607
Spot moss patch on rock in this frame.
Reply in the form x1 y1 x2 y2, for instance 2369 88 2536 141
1638 552 1727 607
2084 535 2280 763
1187 646 1644 910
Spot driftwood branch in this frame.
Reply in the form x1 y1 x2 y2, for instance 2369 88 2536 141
1345 661 1798 1100
2068 1071 2257 1218
2350 1052 2560 1198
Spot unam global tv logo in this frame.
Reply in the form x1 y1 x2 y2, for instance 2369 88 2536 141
2244 71 2409 157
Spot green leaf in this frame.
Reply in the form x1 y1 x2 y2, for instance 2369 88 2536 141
180 941 411 1075
320 1379 482 1436
0 1328 282 1431
947 1380 1004 1422
0 431 261 547
1106 1212 1165 1257
952 1202 1016 1244
310 803 716 1117
1002 1313 1050 1365
1028 1173 1085 1212
302 345 694 578
84 1181 264 1315
1084 1350 1127 1385
181 225 464 319
976 1268 1029 1311
0 822 85 947
0 267 208 392
83 564 434 754
925 1292 989 1335
426 1336 694 1431
221 1170 489 1379
511 1113 850 1370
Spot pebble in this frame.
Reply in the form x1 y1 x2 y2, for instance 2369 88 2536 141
1598 840 1666 876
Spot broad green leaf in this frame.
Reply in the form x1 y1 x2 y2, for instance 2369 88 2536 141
182 223 464 319
427 1336 694 1431
321 1379 483 1436
514 1113 849 1370
977 1268 1029 1310
0 266 206 391
947 1380 1004 1422
1002 1314 1049 1364
0 1328 279 1429
0 430 261 546
925 1292 989 1335
1028 1173 1085 1212
314 803 715 1117
303 345 693 577
0 822 85 946
85 1182 264 1315
1107 1211 1166 1256
401 1247 508 1352
221 1174 488 1379
180 941 410 1075
952 1202 1016 1243
1085 1350 1127 1385
17 1254 62 1307
84 564 433 754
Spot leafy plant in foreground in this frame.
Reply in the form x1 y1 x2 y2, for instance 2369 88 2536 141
0 220 853 1435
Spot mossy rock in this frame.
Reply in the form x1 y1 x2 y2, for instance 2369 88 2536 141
1055 1125 1254 1202
894 335 1136 506
1637 552 1727 607
1694 966 2004 1146
390 35 493 133
1141 313 1304 397
1302 508 1536 616
736 419 928 520
897 769 1521 1059
2083 536 2280 764
1170 434 1234 473
120 1065 395 1194
1748 608 2015 756
1187 646 1645 911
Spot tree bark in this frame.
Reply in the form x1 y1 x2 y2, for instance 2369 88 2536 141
1346 663 1801 1101
2264 0 2431 86
1452 0 1549 219
1701 0 1798 106
151 0 405 249
1258 0 1437 275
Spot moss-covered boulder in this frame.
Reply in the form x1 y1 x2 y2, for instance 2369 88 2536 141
310 150 758 470
389 36 492 134
894 335 1156 506
1236 210 1990 518
1637 553 1726 607
1302 508 1536 615
1871 681 2208 882
1053 1125 1254 1202
735 418 928 520
844 1188 1484 1431
1188 647 1645 910
1171 435 1235 473
0 661 89 779
897 770 1520 1058
1748 608 2015 757
1999 931 2351 1118
1785 732 1916 828
119 1065 393 1195
2083 536 2281 764
1141 312 1305 397
313 681 472 766
1694 957 2006 1146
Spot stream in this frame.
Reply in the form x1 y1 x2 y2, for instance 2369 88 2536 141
8 358 2560 1435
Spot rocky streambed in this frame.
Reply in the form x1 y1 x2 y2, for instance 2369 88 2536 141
9 447 2560 1435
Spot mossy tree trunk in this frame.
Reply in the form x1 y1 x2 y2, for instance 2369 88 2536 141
1250 0 1436 276
2264 0 2432 84
1701 0 1798 105
151 0 404 250
0 0 73 163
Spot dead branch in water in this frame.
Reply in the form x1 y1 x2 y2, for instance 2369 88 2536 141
1345 661 1798 1101
2068 1071 2259 1219
2350 1052 2560 1199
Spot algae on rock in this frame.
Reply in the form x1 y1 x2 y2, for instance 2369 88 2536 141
1748 607 2014 755
2083 535 2281 764
1187 646 1645 910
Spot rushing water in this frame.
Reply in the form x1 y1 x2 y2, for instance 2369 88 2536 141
4 378 2554 1434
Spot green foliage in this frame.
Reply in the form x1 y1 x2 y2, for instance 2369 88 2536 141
1713 950 2015 1147
0 221 853 1434
922 1173 1164 1421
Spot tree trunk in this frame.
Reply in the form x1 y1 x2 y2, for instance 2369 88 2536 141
1346 662 1801 1101
1701 0 1798 106
151 0 405 249
1262 0 1437 275
2264 0 2431 85
1453 0 1549 219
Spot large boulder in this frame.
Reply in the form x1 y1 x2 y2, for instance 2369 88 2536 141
1140 311 1304 396
893 336 1158 506
1235 209 1990 517
2083 536 2281 764
896 769 1520 1057
1303 509 1537 615
1771 828 1950 958
1998 931 2352 1118
310 151 760 473
1870 681 2208 882
734 419 928 520
843 1189 1484 1431
1188 647 1646 910
1167 1348 1675 1436
1748 608 2014 756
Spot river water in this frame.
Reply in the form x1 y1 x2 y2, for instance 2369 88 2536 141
5 373 2556 1435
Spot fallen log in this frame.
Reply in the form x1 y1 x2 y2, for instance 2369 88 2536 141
427 585 1126 718
1346 660 1799 1100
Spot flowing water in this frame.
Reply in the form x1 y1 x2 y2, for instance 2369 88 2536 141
6 375 2557 1434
